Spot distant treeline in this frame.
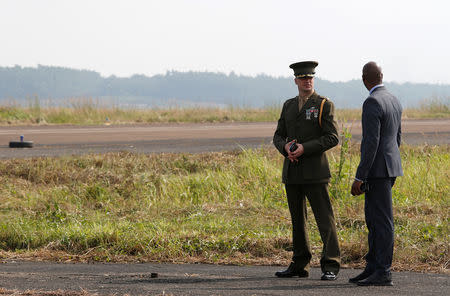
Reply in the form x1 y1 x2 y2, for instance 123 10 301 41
1 65 450 108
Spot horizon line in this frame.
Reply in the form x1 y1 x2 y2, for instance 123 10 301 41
1 64 450 86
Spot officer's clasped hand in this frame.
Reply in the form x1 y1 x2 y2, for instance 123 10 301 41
289 142 298 152
286 140 305 162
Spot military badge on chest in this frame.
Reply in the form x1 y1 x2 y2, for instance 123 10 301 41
305 106 319 120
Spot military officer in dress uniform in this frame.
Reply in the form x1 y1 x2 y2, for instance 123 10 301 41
273 61 340 281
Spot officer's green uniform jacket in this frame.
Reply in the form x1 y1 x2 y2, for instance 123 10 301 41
273 92 339 184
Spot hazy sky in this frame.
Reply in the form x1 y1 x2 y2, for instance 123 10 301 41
1 0 449 84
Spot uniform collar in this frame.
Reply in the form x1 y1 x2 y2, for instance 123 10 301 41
310 91 319 99
298 91 318 100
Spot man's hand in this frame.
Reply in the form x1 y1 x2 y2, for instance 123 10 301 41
290 143 304 158
351 179 364 196
284 140 304 162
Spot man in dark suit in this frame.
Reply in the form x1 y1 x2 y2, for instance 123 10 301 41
350 61 403 286
273 61 340 281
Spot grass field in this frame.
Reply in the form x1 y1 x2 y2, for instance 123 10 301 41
0 144 448 273
0 96 448 125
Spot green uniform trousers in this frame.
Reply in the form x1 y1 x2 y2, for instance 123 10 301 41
285 183 340 274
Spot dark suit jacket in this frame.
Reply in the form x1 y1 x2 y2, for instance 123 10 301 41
273 92 339 184
356 86 403 180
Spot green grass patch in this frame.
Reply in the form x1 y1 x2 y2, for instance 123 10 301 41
0 145 448 272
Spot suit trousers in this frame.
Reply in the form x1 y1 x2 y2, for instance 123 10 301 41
285 183 340 274
364 177 396 273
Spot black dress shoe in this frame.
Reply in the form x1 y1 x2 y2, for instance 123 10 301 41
357 272 393 286
349 269 374 283
275 263 309 278
321 271 337 281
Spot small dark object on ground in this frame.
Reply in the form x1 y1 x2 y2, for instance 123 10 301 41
9 135 34 148
151 273 158 278
9 141 34 148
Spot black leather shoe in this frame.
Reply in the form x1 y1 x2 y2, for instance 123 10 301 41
275 263 309 278
321 271 337 281
357 272 393 286
349 269 374 283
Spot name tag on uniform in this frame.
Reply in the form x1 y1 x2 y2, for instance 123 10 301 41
305 107 319 120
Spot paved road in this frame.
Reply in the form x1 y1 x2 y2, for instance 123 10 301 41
0 119 448 159
0 262 448 296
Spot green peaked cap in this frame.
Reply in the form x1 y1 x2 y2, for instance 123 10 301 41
289 61 318 78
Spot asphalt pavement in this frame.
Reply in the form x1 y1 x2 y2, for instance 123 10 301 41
1 120 449 159
0 262 448 295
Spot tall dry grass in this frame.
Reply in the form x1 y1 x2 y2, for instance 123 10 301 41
1 96 448 125
0 145 448 273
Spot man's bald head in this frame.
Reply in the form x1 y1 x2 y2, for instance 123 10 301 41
362 62 383 90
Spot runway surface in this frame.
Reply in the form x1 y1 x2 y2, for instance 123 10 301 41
0 119 449 159
0 262 448 296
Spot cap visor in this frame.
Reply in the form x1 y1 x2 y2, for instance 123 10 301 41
295 74 314 78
